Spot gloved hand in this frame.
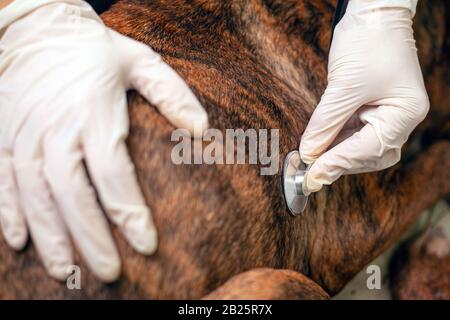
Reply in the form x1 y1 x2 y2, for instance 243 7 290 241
299 1 428 194
0 1 208 282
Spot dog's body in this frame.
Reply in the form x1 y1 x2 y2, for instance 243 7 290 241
0 0 448 299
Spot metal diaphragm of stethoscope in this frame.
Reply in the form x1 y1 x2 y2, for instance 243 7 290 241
281 150 311 215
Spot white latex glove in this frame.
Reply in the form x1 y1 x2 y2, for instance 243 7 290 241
299 1 428 194
0 1 208 282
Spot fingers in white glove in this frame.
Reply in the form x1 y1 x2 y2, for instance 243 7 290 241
82 94 157 255
15 161 74 281
300 86 365 165
0 155 28 251
360 97 429 151
43 109 121 283
304 123 401 193
304 98 429 193
5 109 75 280
110 30 208 137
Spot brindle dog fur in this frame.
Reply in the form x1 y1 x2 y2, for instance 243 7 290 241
0 0 448 299
389 227 450 300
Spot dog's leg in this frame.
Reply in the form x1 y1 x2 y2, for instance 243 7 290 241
389 226 450 300
306 140 450 295
202 268 329 300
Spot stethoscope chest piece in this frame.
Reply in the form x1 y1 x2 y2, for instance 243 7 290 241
281 150 310 216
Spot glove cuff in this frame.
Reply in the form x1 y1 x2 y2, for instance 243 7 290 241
347 0 418 17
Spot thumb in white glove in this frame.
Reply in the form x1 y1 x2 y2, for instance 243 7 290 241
0 1 208 282
299 3 429 193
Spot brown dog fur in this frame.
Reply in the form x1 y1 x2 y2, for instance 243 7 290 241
390 227 450 300
0 0 448 299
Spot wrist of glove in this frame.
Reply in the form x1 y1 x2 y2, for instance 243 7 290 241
0 1 208 282
345 0 418 17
